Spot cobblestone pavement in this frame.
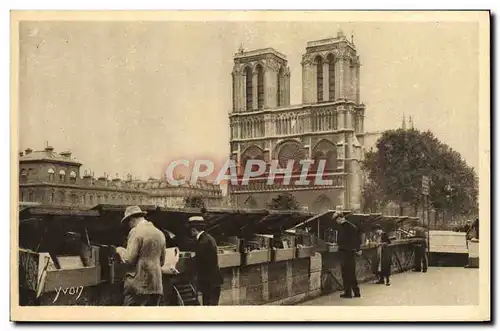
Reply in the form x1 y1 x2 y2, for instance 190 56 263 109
299 267 479 306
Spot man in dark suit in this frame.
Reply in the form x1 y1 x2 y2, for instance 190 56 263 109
333 211 362 298
412 226 428 273
188 216 223 306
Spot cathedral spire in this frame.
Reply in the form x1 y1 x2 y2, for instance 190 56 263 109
401 114 407 130
409 116 414 129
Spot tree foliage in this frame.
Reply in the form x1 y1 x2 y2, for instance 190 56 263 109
363 128 478 218
184 196 206 209
267 193 300 210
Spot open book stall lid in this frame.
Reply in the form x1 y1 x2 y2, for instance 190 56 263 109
19 204 425 239
289 210 424 233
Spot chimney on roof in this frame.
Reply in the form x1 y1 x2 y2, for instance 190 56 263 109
96 174 107 187
25 148 33 155
82 171 93 185
60 151 72 158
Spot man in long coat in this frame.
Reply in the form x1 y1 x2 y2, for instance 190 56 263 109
116 206 166 306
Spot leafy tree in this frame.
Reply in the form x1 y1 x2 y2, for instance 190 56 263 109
184 196 206 209
361 180 388 213
363 128 478 220
267 193 300 210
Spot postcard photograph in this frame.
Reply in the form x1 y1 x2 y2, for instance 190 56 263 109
10 10 490 322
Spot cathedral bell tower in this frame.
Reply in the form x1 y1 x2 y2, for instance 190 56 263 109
232 47 291 112
301 30 361 105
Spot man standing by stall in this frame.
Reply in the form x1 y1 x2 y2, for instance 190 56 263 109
188 216 223 306
333 211 362 298
413 226 428 273
116 206 166 306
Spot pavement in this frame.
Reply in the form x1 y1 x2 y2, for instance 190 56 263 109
299 267 479 306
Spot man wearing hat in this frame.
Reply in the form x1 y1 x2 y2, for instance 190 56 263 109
116 206 166 306
333 211 362 298
188 215 223 306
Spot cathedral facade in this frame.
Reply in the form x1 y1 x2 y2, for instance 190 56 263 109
228 31 366 213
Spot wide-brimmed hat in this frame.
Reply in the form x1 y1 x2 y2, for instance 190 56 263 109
188 215 206 229
331 211 344 220
121 206 147 224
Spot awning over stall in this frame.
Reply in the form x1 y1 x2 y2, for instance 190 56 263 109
288 211 423 235
19 205 424 249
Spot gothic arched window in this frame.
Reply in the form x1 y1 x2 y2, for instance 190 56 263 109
277 67 283 107
316 56 323 102
312 140 337 172
256 65 264 109
245 67 253 111
327 54 336 101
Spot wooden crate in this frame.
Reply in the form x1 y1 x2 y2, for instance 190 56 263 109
273 248 296 262
218 252 242 268
43 266 102 293
296 246 316 259
246 249 271 265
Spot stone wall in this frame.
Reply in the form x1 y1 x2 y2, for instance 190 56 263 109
20 241 417 306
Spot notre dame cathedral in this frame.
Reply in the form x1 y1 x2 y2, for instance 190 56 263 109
228 31 366 213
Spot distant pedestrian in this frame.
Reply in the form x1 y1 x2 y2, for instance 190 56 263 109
333 211 362 298
374 232 392 286
188 216 223 306
413 226 428 273
116 206 166 306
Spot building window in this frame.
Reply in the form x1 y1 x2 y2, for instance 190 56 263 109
82 195 86 205
59 169 66 182
70 171 77 183
277 67 283 107
89 195 93 205
316 56 323 102
71 194 78 205
20 169 28 183
20 192 24 202
48 168 55 181
59 192 65 203
245 67 253 111
28 191 34 202
327 54 335 101
257 65 264 109
50 192 55 204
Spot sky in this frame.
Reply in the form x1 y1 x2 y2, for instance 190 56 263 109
18 20 480 180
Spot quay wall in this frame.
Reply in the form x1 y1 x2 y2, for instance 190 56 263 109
19 241 416 306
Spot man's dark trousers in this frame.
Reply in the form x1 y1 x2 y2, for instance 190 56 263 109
340 250 360 297
200 285 221 306
413 243 428 272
